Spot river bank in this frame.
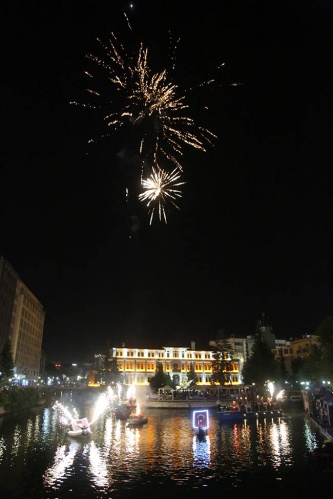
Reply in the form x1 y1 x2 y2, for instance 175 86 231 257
0 386 49 416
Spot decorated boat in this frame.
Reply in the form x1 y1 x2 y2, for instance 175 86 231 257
217 405 283 423
113 403 132 421
67 417 91 437
192 409 209 441
127 402 148 426
304 440 333 465
127 413 148 426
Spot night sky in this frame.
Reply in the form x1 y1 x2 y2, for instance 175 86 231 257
1 1 332 363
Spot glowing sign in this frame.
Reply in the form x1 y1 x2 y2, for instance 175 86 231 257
192 409 209 430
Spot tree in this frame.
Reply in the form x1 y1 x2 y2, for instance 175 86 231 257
317 316 333 380
211 331 235 385
276 349 288 384
187 362 197 386
301 344 322 382
150 362 175 390
0 340 14 385
317 316 333 347
103 347 123 386
242 333 278 395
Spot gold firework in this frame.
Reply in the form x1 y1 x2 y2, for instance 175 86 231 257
71 16 217 172
139 167 185 224
70 12 240 223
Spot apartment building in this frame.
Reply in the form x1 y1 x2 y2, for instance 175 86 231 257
291 334 321 360
0 256 45 385
0 256 18 352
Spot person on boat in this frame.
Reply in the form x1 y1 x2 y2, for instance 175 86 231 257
304 441 333 464
197 426 206 441
322 440 333 456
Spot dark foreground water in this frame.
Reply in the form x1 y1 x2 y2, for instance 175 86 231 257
1 392 333 498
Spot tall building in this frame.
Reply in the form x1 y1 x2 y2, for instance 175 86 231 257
0 256 45 385
0 256 17 352
291 334 321 361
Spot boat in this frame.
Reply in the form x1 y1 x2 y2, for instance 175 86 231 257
304 440 333 465
67 417 91 437
217 405 283 423
127 414 148 426
127 402 148 426
113 403 132 421
192 409 209 441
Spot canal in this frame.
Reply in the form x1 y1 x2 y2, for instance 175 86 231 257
0 390 332 498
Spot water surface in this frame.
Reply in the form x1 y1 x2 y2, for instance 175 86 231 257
0 392 332 498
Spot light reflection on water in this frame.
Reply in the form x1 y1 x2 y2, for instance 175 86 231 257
0 393 333 498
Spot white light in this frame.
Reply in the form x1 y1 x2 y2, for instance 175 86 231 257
192 410 209 430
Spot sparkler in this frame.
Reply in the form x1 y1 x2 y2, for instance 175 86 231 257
53 401 78 426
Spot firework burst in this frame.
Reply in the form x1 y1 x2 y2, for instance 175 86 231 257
72 31 217 171
138 166 185 224
70 11 238 222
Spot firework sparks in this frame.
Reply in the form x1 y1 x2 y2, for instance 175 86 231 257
90 392 110 425
70 12 237 222
139 166 185 224
71 34 216 172
53 401 79 426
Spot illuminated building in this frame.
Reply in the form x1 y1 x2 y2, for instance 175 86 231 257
0 256 45 385
110 341 241 387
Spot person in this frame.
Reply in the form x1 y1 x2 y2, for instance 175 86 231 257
197 426 206 441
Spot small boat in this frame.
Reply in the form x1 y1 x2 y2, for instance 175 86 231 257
304 440 333 465
127 414 148 426
192 409 209 441
67 417 91 437
113 403 132 421
217 405 283 423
